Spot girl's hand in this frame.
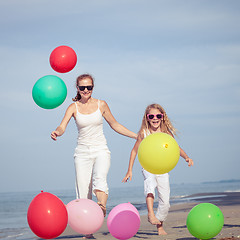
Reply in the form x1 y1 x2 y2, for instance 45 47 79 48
186 158 194 167
122 171 132 183
51 130 60 141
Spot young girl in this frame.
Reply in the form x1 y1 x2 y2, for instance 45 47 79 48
122 103 193 235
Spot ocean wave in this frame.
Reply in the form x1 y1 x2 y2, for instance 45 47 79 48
0 229 24 239
224 189 240 192
170 195 188 199
6 233 24 239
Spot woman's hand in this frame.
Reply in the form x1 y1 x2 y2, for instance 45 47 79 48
122 171 132 183
186 157 194 167
51 130 60 141
50 104 75 141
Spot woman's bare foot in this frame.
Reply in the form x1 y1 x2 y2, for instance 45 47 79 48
157 222 167 235
82 234 94 239
148 214 161 225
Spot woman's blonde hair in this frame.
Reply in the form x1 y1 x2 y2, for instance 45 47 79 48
72 74 95 102
139 103 177 137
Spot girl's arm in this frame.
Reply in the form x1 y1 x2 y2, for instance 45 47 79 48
51 103 75 141
100 100 137 139
122 134 143 182
180 147 194 167
168 132 193 167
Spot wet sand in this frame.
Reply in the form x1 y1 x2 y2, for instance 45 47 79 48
58 192 240 239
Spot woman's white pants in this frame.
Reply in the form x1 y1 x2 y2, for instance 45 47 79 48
74 145 111 199
142 169 170 221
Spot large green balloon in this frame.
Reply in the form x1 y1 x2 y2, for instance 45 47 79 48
186 203 224 239
138 133 180 174
32 75 67 109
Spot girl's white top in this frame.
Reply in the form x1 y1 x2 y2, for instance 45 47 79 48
74 101 107 146
143 129 151 138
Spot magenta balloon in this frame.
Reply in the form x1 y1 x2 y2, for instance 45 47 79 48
107 203 140 240
66 199 104 235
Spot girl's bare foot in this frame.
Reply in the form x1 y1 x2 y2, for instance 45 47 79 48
148 214 161 225
157 223 167 235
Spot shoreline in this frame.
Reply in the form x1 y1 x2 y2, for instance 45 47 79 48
59 191 240 239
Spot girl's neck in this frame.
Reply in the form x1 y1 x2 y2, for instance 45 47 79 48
149 126 161 134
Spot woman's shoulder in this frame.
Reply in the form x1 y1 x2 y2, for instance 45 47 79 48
97 99 106 103
97 99 108 107
97 99 110 115
66 102 76 111
69 102 76 107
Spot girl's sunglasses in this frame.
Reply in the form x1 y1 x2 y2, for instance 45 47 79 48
78 85 93 91
147 113 163 120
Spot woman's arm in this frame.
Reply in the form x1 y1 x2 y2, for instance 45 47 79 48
180 147 194 167
122 134 143 182
51 103 75 141
100 100 137 139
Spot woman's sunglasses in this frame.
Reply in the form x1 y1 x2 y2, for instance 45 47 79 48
147 114 163 120
78 85 93 91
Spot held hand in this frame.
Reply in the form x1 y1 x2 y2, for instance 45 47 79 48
186 158 194 167
51 130 60 141
122 171 132 183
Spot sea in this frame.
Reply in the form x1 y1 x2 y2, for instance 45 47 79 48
0 180 239 240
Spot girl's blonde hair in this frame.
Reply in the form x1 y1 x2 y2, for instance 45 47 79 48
139 103 177 137
72 74 95 102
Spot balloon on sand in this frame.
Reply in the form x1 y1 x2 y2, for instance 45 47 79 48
27 191 68 239
107 202 140 240
186 203 224 239
66 199 104 235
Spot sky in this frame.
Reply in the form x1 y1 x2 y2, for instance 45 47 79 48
0 0 240 193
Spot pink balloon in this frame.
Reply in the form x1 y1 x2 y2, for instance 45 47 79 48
66 199 104 235
107 202 140 240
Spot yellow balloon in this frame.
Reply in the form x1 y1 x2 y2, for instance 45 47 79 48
138 132 180 174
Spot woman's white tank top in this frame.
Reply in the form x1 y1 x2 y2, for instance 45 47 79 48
74 100 107 146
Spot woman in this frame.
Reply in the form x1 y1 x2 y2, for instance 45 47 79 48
51 74 137 218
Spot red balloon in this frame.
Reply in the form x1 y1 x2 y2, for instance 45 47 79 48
27 191 68 239
49 45 77 73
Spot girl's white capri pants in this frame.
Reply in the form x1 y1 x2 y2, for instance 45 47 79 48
74 145 111 199
142 169 170 222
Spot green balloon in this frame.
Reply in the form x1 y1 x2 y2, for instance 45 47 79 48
32 75 67 109
186 203 224 239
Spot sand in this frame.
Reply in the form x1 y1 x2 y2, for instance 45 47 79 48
58 192 240 240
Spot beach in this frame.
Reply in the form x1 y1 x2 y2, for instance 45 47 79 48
59 192 240 240
1 182 240 240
